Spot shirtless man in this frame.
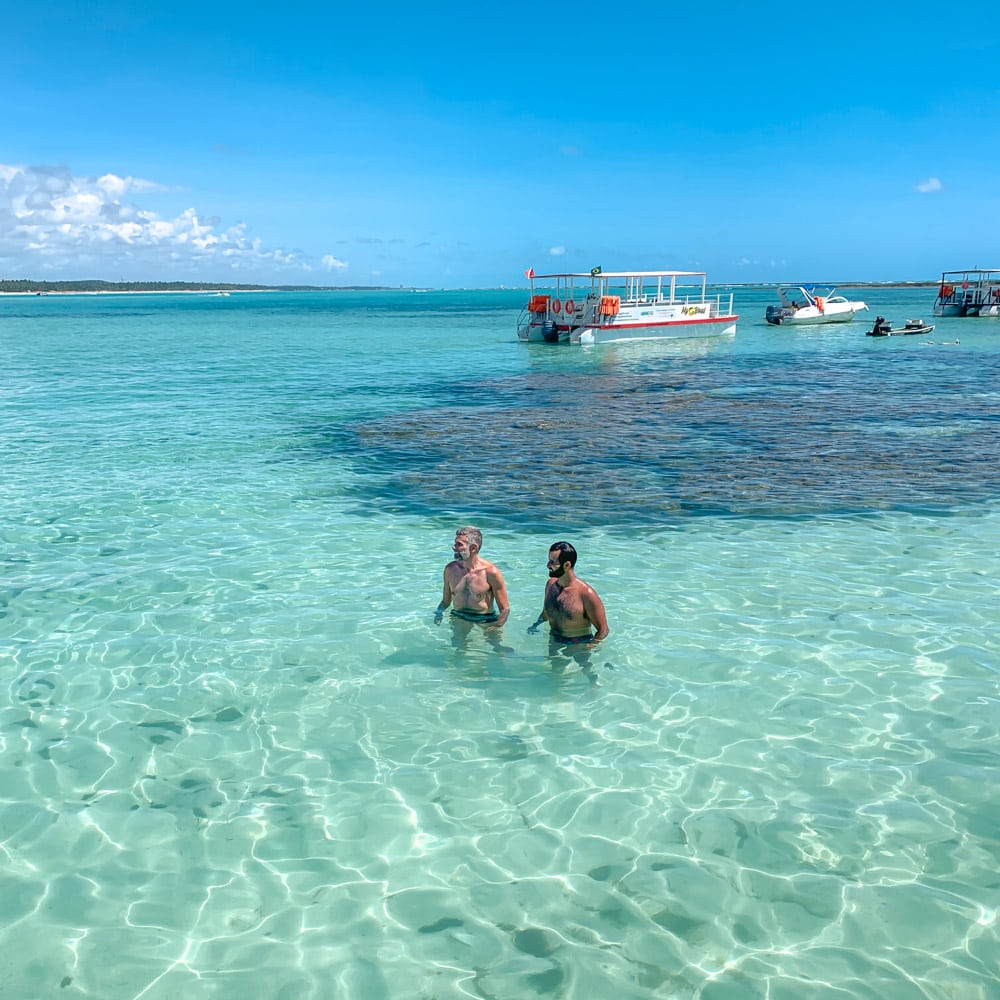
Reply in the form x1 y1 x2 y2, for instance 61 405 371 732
435 526 510 628
528 541 609 645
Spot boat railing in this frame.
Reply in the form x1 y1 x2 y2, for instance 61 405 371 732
521 283 736 332
606 290 735 314
516 305 532 340
691 291 734 316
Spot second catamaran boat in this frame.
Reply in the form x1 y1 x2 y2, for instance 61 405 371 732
516 269 738 345
933 269 1000 317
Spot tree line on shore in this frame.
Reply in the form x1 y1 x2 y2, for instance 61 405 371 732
0 279 269 293
0 279 394 293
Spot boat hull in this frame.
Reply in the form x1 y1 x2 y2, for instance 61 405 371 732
867 322 935 337
518 316 737 343
934 303 964 317
571 315 737 345
777 303 866 325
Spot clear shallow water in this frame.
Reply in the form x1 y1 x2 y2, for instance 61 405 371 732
2 288 998 998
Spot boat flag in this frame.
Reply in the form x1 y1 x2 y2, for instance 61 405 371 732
524 267 535 279
591 265 602 276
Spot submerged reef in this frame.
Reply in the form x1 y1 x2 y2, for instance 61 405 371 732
324 355 999 526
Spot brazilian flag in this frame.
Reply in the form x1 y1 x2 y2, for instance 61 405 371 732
590 265 602 276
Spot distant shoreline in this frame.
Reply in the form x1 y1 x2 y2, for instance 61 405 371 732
757 281 940 289
0 289 260 296
0 281 399 295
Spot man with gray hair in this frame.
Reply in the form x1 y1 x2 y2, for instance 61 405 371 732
435 525 510 629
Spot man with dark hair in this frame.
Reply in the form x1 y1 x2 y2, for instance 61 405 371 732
528 540 608 645
435 525 510 628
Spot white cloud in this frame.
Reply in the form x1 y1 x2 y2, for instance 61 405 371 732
915 176 943 193
95 172 175 198
0 162 320 279
548 245 566 256
322 254 348 270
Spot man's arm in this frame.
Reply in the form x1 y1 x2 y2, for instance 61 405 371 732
583 586 609 642
435 569 453 624
488 567 510 626
527 583 551 633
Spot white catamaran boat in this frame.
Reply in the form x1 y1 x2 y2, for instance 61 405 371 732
516 269 738 345
933 269 1000 317
764 285 868 326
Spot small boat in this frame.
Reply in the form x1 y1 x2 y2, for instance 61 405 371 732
516 269 738 345
933 269 1000 317
866 316 935 337
764 285 868 325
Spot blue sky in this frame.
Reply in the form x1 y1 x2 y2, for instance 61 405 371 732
2 0 997 287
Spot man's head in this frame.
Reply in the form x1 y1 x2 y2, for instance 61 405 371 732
454 526 483 558
547 541 577 577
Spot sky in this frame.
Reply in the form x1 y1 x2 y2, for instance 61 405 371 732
2 0 998 288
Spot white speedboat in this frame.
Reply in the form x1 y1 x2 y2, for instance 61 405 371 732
764 285 868 325
516 269 738 345
934 269 1000 317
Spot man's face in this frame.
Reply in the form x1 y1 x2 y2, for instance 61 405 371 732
454 534 475 560
547 551 565 578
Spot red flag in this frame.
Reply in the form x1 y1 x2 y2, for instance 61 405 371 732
524 267 535 279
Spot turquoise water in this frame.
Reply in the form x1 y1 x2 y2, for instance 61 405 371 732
2 287 998 999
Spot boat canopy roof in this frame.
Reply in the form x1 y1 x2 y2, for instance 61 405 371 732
939 268 1000 277
531 270 706 279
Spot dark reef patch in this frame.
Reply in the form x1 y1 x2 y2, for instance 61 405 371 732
311 351 1000 527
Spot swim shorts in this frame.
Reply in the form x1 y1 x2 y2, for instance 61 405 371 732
550 631 594 645
451 609 501 624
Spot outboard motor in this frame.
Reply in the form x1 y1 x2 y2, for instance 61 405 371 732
764 304 784 325
542 319 560 343
867 316 892 337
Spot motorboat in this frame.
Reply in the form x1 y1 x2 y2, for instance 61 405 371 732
764 285 868 325
516 269 738 345
866 316 935 337
933 269 1000 317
